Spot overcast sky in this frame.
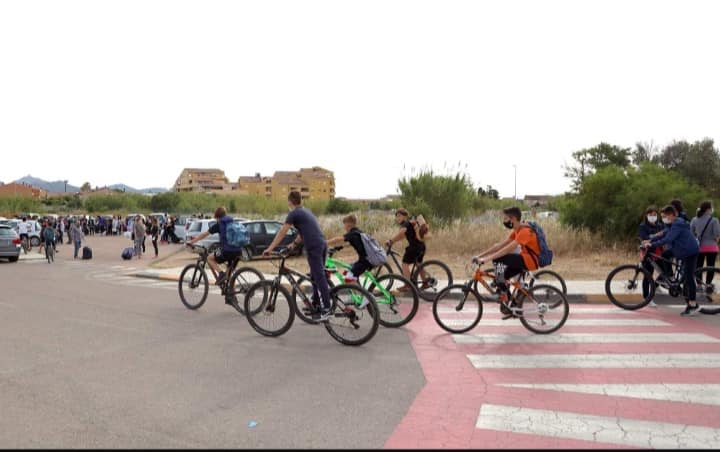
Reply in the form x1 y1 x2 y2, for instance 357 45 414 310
1 0 718 199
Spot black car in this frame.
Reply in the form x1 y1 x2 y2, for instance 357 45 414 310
240 220 303 260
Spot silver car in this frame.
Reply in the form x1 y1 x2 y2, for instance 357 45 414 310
0 225 21 262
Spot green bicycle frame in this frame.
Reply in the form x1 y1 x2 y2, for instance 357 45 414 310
324 255 395 306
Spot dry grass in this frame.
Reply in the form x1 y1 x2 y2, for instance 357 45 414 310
154 211 637 280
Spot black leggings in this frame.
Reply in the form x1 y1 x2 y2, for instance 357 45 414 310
492 254 526 292
698 252 718 284
681 255 698 303
152 237 158 257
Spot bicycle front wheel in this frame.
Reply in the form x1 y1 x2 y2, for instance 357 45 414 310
517 284 569 334
432 284 483 334
244 280 295 337
413 260 453 302
324 284 379 346
695 266 719 303
227 267 265 315
605 264 654 310
366 273 419 328
529 269 567 296
178 264 209 310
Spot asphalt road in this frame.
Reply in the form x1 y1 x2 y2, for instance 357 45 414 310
0 251 425 448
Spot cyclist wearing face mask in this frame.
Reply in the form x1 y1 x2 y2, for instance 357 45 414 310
473 207 540 317
642 205 701 316
639 206 668 306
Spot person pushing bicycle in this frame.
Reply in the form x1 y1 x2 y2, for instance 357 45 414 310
263 191 332 322
473 207 541 318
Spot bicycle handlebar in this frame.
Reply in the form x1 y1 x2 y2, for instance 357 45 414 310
328 246 344 256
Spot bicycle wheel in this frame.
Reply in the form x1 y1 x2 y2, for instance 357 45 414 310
244 280 295 337
529 269 567 296
695 266 720 303
226 267 265 315
517 284 569 334
366 273 419 328
324 284 379 346
605 264 654 310
178 264 209 310
412 260 453 302
291 275 319 325
372 262 394 280
432 284 483 334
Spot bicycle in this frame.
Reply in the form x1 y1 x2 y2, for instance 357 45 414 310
45 240 55 263
178 244 264 315
605 246 718 310
244 248 380 346
372 244 453 302
482 266 567 296
432 260 569 334
20 235 31 254
291 246 420 328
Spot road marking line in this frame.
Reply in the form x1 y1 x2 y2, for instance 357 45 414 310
440 318 671 326
468 353 720 369
476 404 720 448
438 307 639 314
497 384 720 406
453 333 720 344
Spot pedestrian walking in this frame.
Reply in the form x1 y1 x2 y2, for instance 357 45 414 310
133 215 145 259
150 217 160 258
691 201 720 288
70 220 84 259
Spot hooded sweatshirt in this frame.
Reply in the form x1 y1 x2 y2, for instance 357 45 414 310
650 218 700 259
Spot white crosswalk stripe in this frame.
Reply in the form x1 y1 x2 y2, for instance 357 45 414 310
468 353 720 369
476 404 720 449
453 332 720 344
441 318 671 326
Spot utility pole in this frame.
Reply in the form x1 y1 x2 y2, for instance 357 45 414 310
512 165 517 200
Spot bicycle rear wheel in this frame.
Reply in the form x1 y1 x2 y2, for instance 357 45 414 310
244 280 295 337
324 284 379 346
227 267 265 315
517 284 569 334
695 266 720 303
178 264 209 310
432 284 483 334
413 260 453 302
605 264 654 310
366 273 419 328
529 269 567 296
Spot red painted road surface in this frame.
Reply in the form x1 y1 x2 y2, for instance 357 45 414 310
384 304 720 449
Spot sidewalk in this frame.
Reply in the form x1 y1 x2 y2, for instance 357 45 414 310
128 267 676 304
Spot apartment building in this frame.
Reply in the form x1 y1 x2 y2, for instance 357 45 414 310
174 168 232 193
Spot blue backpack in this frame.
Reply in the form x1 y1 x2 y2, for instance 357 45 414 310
220 216 249 250
524 221 553 268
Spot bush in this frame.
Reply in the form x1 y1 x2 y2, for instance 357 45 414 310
326 197 356 215
398 170 476 225
559 163 707 241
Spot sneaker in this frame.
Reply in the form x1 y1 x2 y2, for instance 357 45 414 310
313 308 332 322
648 300 658 308
215 271 227 286
397 285 412 293
681 304 701 316
357 297 370 310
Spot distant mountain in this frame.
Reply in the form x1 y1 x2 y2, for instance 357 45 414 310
14 175 80 193
107 184 168 194
13 176 168 194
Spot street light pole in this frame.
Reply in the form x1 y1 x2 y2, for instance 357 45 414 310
512 165 517 200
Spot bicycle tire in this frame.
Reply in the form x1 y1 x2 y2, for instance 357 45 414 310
517 284 569 334
605 264 654 310
432 284 483 334
372 263 394 280
291 275 318 324
695 266 720 303
226 267 265 315
528 269 568 296
412 260 453 302
178 264 209 310
244 280 295 337
324 284 379 346
366 273 419 328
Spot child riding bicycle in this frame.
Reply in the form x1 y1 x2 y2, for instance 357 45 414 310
326 214 375 283
473 207 541 319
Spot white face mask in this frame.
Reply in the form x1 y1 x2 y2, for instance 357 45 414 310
662 217 673 225
647 215 657 224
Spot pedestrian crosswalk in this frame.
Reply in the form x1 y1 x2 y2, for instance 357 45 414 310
430 304 720 448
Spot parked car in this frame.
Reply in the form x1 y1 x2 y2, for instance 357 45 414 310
185 219 301 261
173 216 192 241
0 225 21 262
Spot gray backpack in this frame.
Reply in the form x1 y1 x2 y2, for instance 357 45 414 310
360 232 387 267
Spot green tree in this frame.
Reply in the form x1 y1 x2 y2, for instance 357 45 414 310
150 192 181 212
560 163 706 241
326 197 355 215
80 182 92 192
564 143 632 191
653 138 720 197
398 170 476 224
